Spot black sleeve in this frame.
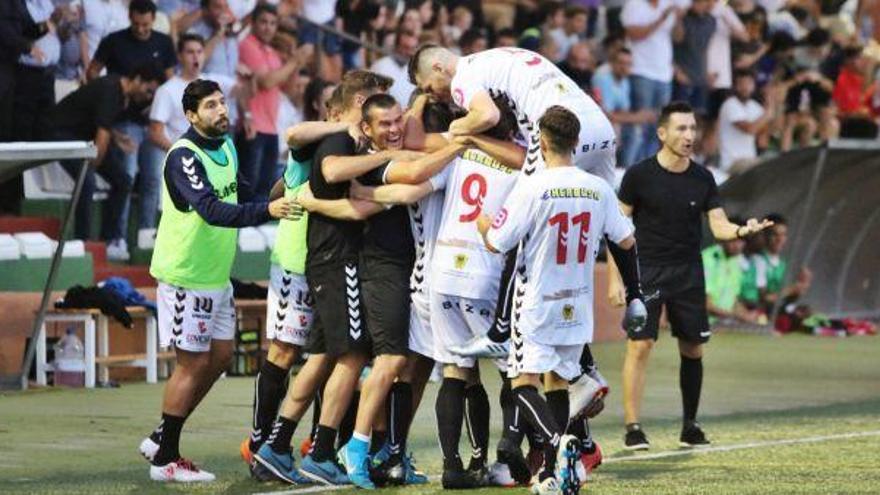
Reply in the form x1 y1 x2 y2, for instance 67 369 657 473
290 141 320 162
0 2 32 56
357 162 389 186
310 132 356 187
165 147 272 227
703 169 721 211
94 80 123 129
617 164 639 208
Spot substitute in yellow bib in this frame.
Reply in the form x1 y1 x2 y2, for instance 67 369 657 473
142 79 295 483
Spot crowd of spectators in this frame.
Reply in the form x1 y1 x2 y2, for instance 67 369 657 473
1 0 879 261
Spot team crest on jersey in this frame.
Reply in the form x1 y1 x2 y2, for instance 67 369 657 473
453 88 465 106
299 314 309 327
562 304 575 322
556 82 568 94
198 320 208 334
454 253 468 270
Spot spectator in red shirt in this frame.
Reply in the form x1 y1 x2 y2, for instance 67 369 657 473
238 3 306 201
832 47 878 118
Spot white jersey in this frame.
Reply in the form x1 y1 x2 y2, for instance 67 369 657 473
486 166 633 346
450 48 616 183
408 182 445 302
431 149 519 300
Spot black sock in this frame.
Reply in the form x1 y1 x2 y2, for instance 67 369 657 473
250 361 289 451
267 416 298 454
436 377 466 469
370 429 387 455
311 424 338 462
337 390 359 450
149 418 164 443
309 388 323 444
567 416 594 452
152 413 185 465
388 382 413 459
680 355 703 424
513 385 561 477
464 383 490 470
500 376 526 449
545 390 569 439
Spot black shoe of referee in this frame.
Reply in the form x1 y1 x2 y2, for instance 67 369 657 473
624 423 650 451
680 421 711 448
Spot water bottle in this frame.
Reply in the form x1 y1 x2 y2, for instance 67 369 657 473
53 327 86 387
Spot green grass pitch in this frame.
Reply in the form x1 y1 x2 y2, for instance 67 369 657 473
2 332 879 494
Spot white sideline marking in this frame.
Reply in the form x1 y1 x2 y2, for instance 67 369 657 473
251 430 880 495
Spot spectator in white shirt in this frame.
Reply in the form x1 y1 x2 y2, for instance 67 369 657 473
549 5 589 62
276 71 309 162
717 70 773 174
187 0 240 78
622 0 684 162
369 28 418 107
148 33 241 153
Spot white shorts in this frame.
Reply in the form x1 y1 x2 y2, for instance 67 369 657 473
523 115 616 185
157 282 235 353
408 289 434 359
508 333 583 381
431 293 504 370
266 264 313 347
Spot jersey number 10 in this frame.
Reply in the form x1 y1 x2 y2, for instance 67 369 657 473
548 212 591 265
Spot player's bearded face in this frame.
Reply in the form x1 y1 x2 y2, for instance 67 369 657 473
194 92 230 136
659 113 697 158
363 105 404 150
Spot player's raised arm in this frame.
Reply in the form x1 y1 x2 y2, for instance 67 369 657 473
350 180 436 205
286 121 350 149
449 90 501 136
454 134 526 170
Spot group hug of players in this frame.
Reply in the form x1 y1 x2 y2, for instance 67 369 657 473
137 45 652 495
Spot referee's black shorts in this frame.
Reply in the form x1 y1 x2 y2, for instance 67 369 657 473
360 255 412 356
306 261 372 357
630 261 711 344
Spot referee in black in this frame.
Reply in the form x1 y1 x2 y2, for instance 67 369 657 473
611 101 772 450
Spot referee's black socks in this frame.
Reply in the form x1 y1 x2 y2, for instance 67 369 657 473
250 360 290 452
680 355 703 424
436 377 466 470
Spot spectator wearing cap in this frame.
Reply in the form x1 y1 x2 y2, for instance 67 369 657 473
672 0 716 115
622 0 684 162
238 3 307 201
85 0 176 260
370 28 419 107
549 5 589 62
717 70 773 174
592 47 656 167
187 0 239 78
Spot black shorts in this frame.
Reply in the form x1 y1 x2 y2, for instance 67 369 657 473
631 262 711 344
305 261 371 357
360 256 411 356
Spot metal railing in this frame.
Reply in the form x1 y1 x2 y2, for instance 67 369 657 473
293 14 394 73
